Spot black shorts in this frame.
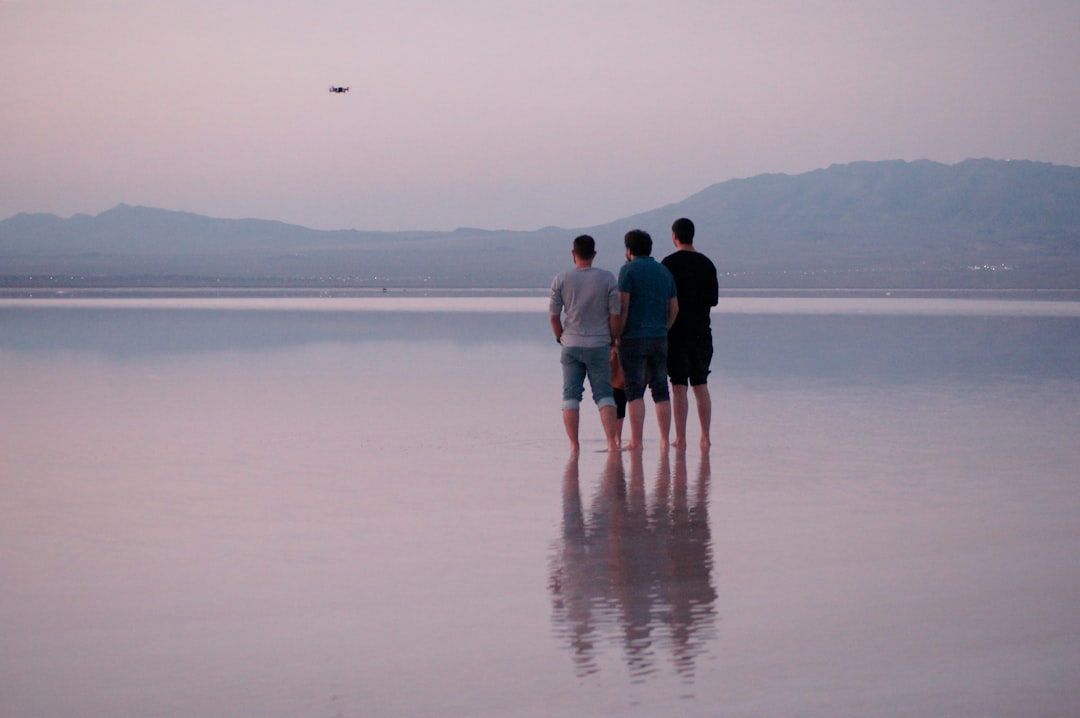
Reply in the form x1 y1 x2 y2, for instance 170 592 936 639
612 387 627 419
667 332 713 386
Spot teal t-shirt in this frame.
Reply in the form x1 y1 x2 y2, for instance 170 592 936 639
617 256 677 339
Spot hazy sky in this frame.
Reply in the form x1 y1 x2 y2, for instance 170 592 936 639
3 0 1079 231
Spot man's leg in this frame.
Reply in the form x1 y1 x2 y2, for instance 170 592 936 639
671 384 689 448
627 398 646 450
692 383 712 449
655 399 672 451
686 334 714 450
560 348 586 455
562 408 581 455
599 404 620 452
618 338 648 451
583 345 620 452
646 337 672 450
667 340 691 448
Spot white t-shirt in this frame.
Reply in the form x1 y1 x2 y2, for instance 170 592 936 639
549 266 619 348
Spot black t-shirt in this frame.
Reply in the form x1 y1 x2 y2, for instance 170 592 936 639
662 249 718 340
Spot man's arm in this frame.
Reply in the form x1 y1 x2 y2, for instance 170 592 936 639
550 314 563 344
667 297 679 330
616 291 631 338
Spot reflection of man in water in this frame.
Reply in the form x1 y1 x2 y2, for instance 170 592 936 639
662 218 719 450
662 449 715 679
550 235 621 454
548 450 716 682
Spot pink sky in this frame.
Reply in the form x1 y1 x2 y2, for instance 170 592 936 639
2 0 1079 231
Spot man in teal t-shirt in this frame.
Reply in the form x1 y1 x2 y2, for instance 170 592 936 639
616 229 678 450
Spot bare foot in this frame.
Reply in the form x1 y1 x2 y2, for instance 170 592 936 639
700 436 711 452
671 436 688 449
569 441 580 457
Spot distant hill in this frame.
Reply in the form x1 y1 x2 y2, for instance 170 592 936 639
2 159 1079 289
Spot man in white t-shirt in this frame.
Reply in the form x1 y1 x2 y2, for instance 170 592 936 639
549 235 621 454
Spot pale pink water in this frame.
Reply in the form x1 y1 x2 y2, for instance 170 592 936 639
2 297 1078 717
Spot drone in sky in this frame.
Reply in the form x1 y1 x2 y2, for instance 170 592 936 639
329 86 350 94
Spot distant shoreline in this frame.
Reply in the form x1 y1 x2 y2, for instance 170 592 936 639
2 286 1079 302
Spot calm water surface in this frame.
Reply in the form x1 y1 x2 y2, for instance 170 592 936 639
2 296 1079 717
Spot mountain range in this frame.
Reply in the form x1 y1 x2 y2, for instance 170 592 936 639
3 158 1079 289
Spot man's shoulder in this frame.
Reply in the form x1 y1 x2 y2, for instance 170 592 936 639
588 266 616 278
557 266 616 284
551 268 574 285
694 251 716 268
649 256 674 276
661 250 685 269
631 257 671 278
581 266 617 285
665 250 716 275
664 248 713 263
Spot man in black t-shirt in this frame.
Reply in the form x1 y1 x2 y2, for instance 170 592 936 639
662 218 719 450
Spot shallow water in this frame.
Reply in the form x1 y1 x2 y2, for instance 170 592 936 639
2 297 1079 717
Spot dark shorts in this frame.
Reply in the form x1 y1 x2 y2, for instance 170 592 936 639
667 331 713 386
618 336 670 403
613 387 627 419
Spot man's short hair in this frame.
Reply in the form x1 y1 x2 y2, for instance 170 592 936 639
624 229 652 257
672 217 695 244
572 234 596 260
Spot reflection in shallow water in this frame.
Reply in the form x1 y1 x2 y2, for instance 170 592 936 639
5 299 1080 715
549 450 717 684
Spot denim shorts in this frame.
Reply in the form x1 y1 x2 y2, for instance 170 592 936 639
618 336 670 403
560 345 616 411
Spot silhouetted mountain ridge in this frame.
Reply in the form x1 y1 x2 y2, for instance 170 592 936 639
2 159 1078 289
